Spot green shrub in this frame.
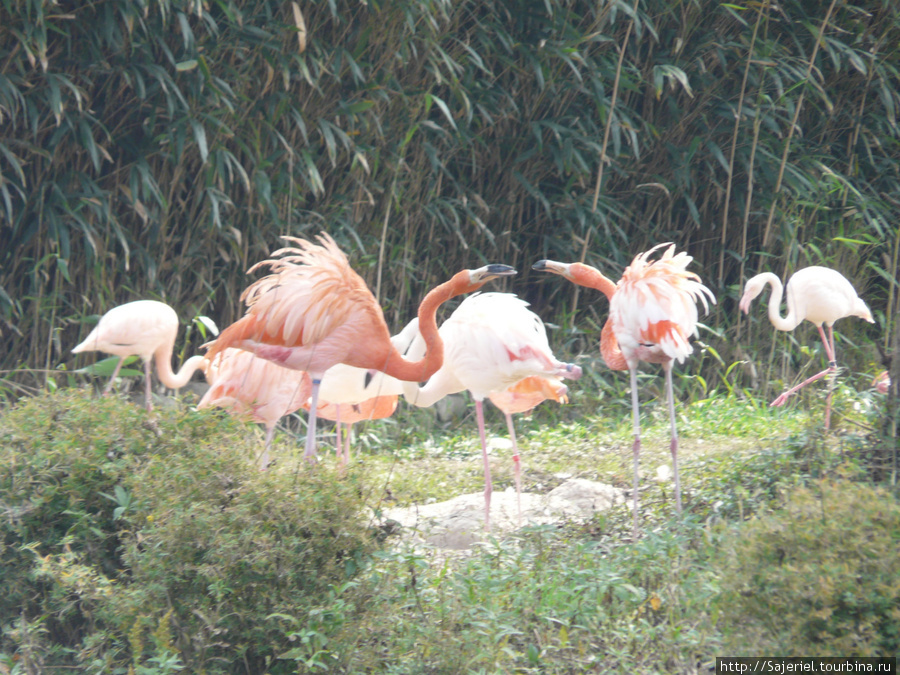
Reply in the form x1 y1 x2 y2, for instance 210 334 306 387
0 390 377 673
715 479 900 656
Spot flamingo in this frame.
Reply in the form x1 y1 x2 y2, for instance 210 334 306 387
313 396 399 466
401 292 583 529
308 317 421 465
534 244 715 536
205 233 516 461
198 348 311 469
72 300 208 411
739 266 874 429
487 375 569 518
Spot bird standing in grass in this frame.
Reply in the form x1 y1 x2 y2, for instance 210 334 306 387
205 233 516 462
72 300 208 411
199 348 311 469
534 244 715 536
309 317 421 465
487 375 569 519
739 266 874 430
402 292 582 529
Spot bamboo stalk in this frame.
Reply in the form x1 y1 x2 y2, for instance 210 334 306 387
761 0 838 248
572 0 641 328
719 0 768 287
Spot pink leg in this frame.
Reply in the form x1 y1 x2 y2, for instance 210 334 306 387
503 411 522 525
343 423 352 465
475 399 492 530
304 378 321 464
629 367 641 538
823 326 836 431
335 405 343 466
770 325 838 431
143 360 153 412
260 424 275 471
664 363 682 515
102 357 126 396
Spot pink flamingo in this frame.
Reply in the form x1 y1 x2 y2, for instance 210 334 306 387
205 233 516 461
72 300 208 411
534 244 715 535
198 348 311 469
487 375 569 517
313 396 399 466
402 292 582 529
307 317 421 465
740 266 874 429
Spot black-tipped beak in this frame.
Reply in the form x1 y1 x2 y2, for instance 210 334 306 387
471 264 517 283
532 259 568 275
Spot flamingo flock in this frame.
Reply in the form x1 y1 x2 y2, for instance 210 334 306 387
71 233 881 534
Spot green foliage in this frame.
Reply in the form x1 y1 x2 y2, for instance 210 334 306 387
1 0 898 404
0 390 377 673
715 479 900 656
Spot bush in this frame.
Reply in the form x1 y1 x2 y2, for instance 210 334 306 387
715 479 900 656
0 390 377 673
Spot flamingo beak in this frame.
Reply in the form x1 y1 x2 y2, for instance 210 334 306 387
532 259 570 276
470 264 517 283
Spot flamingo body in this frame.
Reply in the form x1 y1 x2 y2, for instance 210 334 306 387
534 244 715 535
205 233 516 460
72 300 207 410
199 348 311 469
309 317 421 464
740 266 874 428
403 292 582 528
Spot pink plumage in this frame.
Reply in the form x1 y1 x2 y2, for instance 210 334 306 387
403 292 582 529
199 348 311 469
72 300 207 411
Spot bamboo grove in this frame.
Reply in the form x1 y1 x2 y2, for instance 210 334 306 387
1 0 899 398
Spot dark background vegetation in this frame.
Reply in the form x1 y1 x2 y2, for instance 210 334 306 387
1 0 898 399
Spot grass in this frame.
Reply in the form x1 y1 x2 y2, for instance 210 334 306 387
1 379 897 673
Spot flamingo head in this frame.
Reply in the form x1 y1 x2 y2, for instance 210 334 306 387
466 264 517 289
532 259 572 278
738 276 769 314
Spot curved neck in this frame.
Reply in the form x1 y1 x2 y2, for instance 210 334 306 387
155 351 207 389
600 319 629 371
381 270 485 383
570 263 617 301
760 273 800 331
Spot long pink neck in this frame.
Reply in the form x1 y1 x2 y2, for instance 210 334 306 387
154 349 207 389
568 263 628 370
569 263 617 300
381 271 482 383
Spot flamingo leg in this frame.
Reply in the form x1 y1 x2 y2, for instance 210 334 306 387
335 405 343 466
664 363 682 516
629 367 641 538
102 357 127 396
503 411 522 525
143 360 153 412
260 423 275 471
822 325 839 431
770 325 838 431
304 378 321 464
344 423 352 465
475 399 492 531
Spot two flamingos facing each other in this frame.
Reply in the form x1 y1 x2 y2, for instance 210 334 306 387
72 300 210 411
739 266 874 430
534 244 716 536
204 233 516 462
